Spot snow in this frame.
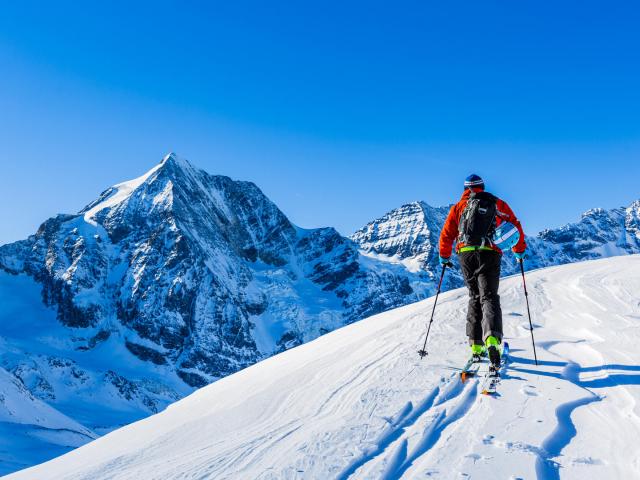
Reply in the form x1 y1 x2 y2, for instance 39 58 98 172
0 366 97 475
359 250 426 274
82 157 166 226
7 255 640 479
0 368 94 434
0 271 191 474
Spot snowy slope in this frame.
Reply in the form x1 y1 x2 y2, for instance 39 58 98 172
9 255 640 480
0 366 96 475
0 271 187 476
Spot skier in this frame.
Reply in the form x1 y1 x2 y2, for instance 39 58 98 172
438 174 527 370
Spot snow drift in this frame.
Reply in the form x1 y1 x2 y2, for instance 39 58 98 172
8 255 640 480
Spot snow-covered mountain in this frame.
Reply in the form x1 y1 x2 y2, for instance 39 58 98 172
351 197 640 283
0 365 96 475
1 154 638 475
531 202 640 263
0 154 425 474
351 201 463 288
8 255 640 480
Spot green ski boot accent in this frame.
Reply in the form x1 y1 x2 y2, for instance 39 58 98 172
485 336 501 370
471 344 484 355
471 344 485 362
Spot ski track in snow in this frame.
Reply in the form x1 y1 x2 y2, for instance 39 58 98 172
336 382 442 480
7 255 640 480
381 379 479 479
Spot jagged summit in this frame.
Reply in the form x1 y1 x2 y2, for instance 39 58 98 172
79 153 205 224
0 154 423 472
160 151 187 166
351 196 640 284
351 200 452 277
155 152 204 180
350 196 640 288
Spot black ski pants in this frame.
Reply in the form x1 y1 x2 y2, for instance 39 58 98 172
459 250 502 345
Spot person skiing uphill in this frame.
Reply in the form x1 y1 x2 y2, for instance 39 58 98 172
438 174 527 370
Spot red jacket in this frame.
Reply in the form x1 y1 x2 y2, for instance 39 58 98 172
439 188 526 258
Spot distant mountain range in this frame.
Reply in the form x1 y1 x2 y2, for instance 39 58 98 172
351 197 640 282
0 153 638 474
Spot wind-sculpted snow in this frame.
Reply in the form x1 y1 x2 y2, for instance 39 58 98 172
7 256 640 480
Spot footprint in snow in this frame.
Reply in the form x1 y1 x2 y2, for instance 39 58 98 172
482 434 495 445
571 456 603 466
520 384 539 396
464 453 491 464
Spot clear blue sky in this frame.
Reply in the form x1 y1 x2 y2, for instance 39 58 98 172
1 1 639 245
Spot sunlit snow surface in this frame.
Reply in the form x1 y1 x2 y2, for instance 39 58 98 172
82 160 165 226
7 255 640 479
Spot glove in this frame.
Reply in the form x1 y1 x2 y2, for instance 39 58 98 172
439 256 452 266
514 250 526 262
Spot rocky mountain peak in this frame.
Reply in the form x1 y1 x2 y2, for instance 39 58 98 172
154 152 203 184
351 200 451 272
0 153 420 400
160 151 190 168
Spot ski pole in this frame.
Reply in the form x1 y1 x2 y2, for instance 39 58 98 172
418 264 447 358
519 260 538 366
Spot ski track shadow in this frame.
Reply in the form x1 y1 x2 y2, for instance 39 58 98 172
534 394 601 480
339 353 640 480
500 371 526 382
337 369 477 480
381 381 478 479
509 364 640 389
336 383 442 480
507 355 640 479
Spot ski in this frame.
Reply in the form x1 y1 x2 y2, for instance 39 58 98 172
480 342 509 395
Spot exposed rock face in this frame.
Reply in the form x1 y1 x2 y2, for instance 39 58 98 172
0 154 421 393
352 201 450 269
350 198 640 287
351 201 462 288
530 202 640 263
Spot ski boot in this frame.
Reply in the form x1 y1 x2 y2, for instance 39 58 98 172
485 336 501 375
471 344 485 362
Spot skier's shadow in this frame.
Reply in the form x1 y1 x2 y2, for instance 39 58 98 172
507 354 640 480
508 354 640 389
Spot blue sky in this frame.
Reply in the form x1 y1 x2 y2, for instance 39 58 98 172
1 1 639 245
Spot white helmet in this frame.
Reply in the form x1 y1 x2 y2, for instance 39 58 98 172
492 221 520 250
